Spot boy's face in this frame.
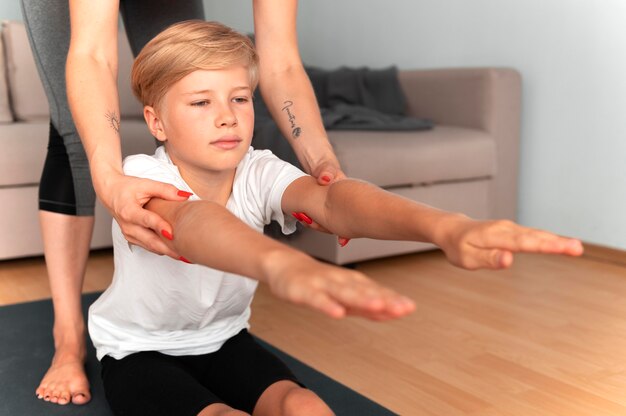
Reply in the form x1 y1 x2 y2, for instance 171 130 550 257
148 65 254 175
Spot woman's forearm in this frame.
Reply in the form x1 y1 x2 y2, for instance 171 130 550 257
66 51 124 194
259 66 337 175
253 0 337 176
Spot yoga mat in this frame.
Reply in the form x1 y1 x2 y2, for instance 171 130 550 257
0 293 396 416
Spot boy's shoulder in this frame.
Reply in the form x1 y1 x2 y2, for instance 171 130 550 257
237 147 304 179
236 147 307 195
242 147 290 168
122 147 180 182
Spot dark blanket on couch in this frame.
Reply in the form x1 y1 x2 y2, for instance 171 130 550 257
252 66 433 168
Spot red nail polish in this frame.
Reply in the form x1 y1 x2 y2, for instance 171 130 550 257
338 237 350 247
298 212 313 225
179 256 192 264
292 212 303 221
161 229 174 240
177 190 193 198
321 175 331 183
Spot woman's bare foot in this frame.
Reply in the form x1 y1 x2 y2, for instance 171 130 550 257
35 330 91 405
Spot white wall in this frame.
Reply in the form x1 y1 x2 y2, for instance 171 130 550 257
209 0 626 250
0 1 21 20
4 1 625 250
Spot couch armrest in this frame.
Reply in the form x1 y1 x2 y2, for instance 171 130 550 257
398 67 522 220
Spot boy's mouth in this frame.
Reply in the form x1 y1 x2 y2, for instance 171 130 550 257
211 135 242 150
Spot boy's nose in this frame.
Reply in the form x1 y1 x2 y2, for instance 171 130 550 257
215 106 238 127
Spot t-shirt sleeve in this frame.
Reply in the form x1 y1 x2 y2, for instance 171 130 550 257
237 150 307 235
122 153 189 191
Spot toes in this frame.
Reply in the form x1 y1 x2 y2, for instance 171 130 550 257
72 392 91 405
58 393 71 405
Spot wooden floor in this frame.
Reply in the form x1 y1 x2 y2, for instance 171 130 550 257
1 248 626 415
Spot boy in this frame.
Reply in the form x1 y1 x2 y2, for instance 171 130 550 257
88 20 582 416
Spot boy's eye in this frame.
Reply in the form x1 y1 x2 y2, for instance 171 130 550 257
191 100 209 107
233 96 250 104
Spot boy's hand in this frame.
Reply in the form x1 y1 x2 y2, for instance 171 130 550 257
265 253 415 320
437 215 584 270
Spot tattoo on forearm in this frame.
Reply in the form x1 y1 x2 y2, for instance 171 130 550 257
105 111 121 134
281 100 302 139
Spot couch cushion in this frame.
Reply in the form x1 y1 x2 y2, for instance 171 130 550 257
3 20 142 122
0 120 154 187
0 121 49 186
0 27 13 123
329 125 496 188
2 21 49 121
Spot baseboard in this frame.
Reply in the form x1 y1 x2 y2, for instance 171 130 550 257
582 242 626 268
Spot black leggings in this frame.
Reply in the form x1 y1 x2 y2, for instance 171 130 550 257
101 330 303 416
21 0 205 215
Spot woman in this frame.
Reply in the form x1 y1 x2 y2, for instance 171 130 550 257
21 0 344 406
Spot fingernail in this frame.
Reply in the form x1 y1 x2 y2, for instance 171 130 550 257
177 190 193 198
292 212 303 221
161 229 174 240
179 256 192 264
298 212 313 224
321 175 331 183
338 237 350 247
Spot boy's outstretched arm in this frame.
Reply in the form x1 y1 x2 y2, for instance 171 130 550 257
282 177 584 269
145 198 415 320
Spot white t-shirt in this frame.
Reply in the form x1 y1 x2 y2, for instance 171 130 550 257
88 146 306 360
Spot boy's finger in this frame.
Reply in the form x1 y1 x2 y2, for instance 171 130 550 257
478 227 580 255
463 247 511 270
346 296 415 320
329 279 409 314
308 291 346 319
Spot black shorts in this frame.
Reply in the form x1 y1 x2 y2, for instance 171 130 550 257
100 329 302 416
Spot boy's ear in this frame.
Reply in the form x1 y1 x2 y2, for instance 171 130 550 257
144 105 167 142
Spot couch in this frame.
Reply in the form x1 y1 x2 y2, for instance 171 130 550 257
0 20 155 260
0 20 521 264
283 67 522 264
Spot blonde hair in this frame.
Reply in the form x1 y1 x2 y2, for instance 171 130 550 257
131 20 258 109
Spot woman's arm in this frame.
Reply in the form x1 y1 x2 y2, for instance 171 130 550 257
145 198 415 320
253 0 344 184
67 0 188 256
282 177 584 269
66 0 121 182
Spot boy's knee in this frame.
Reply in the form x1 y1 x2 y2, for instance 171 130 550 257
282 387 333 416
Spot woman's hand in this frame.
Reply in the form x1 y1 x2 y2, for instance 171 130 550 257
436 215 584 270
310 156 347 186
100 173 192 258
292 153 351 246
265 252 415 321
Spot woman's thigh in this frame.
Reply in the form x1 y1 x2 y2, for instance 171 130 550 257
21 0 95 214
